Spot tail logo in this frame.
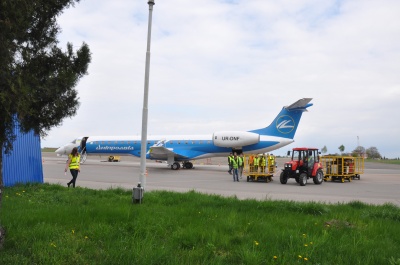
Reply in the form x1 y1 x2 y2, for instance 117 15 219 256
276 115 295 134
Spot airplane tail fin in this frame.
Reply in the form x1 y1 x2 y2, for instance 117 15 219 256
250 98 313 139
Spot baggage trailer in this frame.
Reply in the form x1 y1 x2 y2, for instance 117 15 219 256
244 154 275 182
321 156 364 183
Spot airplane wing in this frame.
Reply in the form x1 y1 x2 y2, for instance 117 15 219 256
149 146 188 160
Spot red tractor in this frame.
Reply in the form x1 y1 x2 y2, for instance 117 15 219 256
280 147 324 186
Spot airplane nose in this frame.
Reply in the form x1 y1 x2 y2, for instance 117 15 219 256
55 147 65 156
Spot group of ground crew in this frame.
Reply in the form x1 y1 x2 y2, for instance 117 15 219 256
228 152 276 182
247 153 276 174
227 152 244 182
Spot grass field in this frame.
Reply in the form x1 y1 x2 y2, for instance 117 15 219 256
1 183 400 265
365 158 400 165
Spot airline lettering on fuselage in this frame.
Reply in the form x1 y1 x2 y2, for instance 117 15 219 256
95 145 134 151
222 136 240 141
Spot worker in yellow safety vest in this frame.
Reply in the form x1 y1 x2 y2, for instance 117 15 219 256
253 155 260 172
260 154 266 173
238 153 244 179
230 153 239 182
227 153 234 175
65 147 81 188
268 153 275 173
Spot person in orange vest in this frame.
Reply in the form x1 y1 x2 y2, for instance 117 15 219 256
248 155 254 172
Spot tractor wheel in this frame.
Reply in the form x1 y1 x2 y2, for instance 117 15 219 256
313 170 323 185
299 173 308 186
280 172 288 184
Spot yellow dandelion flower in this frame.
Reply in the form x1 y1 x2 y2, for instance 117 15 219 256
254 241 259 246
298 255 302 259
304 257 308 261
72 229 75 234
85 236 88 239
302 233 307 237
310 242 313 245
273 256 278 259
304 244 308 247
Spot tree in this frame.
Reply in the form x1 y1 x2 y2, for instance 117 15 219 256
352 146 366 157
0 0 91 248
338 145 345 154
321 145 328 154
366 147 381 159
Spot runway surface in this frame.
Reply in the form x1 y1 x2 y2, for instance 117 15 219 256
42 153 400 206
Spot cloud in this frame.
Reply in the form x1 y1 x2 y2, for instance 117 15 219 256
41 0 400 158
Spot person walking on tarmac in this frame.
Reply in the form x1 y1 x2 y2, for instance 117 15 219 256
227 152 234 175
231 153 239 182
238 153 244 179
65 147 81 188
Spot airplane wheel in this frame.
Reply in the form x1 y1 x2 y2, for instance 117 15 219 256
171 162 180 170
184 162 193 169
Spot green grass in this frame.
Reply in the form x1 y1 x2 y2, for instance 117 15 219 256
1 184 400 265
365 158 400 165
41 147 57 152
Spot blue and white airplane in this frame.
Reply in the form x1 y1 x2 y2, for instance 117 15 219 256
55 98 313 169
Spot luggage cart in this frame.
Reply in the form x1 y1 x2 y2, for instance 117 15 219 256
321 156 364 183
244 154 275 183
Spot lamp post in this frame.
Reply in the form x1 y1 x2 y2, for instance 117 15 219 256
139 0 155 190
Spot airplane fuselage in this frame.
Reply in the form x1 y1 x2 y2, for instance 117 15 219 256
84 135 293 160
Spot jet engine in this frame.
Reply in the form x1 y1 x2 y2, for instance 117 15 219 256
213 131 260 148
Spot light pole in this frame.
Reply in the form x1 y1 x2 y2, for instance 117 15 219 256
139 0 155 189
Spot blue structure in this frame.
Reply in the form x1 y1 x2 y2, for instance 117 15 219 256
2 122 44 187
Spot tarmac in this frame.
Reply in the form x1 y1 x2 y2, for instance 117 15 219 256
42 153 400 206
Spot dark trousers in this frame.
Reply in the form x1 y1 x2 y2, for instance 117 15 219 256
68 169 79 188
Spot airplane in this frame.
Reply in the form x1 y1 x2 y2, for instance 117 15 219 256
55 98 313 169
55 137 83 157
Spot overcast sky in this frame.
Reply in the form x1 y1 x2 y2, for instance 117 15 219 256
41 0 400 158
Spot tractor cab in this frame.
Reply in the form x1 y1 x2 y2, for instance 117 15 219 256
281 147 323 186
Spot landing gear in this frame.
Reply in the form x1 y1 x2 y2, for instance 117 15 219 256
171 162 181 170
80 151 87 164
182 161 193 169
170 161 194 170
